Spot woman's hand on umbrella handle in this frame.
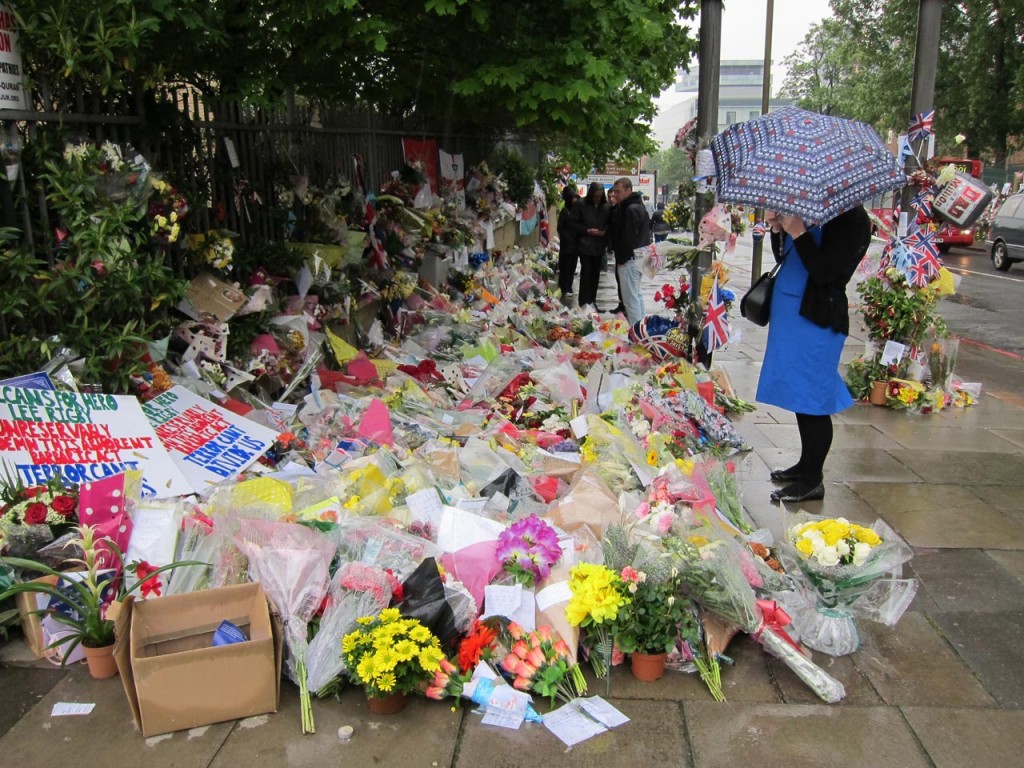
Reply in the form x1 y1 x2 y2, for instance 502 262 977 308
780 215 807 239
765 211 783 232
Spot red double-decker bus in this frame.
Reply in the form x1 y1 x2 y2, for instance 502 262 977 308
868 157 984 251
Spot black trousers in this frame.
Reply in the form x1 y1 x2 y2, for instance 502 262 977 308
558 250 579 295
795 412 833 484
578 254 603 307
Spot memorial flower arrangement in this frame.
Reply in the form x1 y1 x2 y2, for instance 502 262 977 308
565 563 630 679
495 514 562 587
342 608 447 698
0 472 79 553
499 622 587 706
790 517 881 569
612 566 694 655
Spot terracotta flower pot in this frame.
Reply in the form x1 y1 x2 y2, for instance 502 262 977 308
366 691 408 715
630 651 667 682
83 643 119 680
869 380 889 406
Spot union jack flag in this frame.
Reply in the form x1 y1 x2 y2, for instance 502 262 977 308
911 190 933 219
908 110 935 143
702 275 731 353
365 199 389 270
904 227 941 261
751 221 766 241
906 253 933 288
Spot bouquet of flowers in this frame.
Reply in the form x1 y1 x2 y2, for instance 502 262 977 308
0 471 79 559
342 608 446 698
927 336 959 392
613 566 695 656
666 533 847 703
495 514 562 587
499 622 587 706
456 619 500 674
565 563 631 682
782 513 918 656
424 656 472 701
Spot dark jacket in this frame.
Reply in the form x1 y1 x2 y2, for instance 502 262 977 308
769 205 871 335
610 191 652 264
574 195 612 258
557 198 581 253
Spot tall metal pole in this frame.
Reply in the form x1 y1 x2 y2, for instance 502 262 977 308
899 0 943 230
750 0 774 285
691 0 723 364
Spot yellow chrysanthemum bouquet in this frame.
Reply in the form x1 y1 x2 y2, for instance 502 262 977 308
783 513 918 657
342 608 446 699
566 563 631 685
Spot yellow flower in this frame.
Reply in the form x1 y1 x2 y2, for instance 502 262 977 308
375 671 397 692
795 538 815 556
393 639 418 662
342 632 360 655
675 458 695 476
408 624 431 643
379 607 402 623
375 647 400 672
852 526 881 546
356 616 374 626
646 449 659 467
356 654 376 683
418 645 445 673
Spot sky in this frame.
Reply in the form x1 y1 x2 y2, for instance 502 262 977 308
655 0 835 112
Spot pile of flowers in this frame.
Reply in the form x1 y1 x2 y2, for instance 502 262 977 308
566 563 630 678
500 623 586 705
188 230 236 272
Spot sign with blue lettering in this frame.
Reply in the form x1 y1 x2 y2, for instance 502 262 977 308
141 386 278 495
0 386 191 498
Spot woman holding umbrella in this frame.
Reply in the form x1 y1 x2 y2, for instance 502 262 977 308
759 206 871 503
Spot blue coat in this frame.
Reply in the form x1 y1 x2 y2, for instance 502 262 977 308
755 228 854 415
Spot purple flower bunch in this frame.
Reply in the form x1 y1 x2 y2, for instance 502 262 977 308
496 514 563 587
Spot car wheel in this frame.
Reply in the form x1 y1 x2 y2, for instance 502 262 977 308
938 244 952 254
992 241 1012 271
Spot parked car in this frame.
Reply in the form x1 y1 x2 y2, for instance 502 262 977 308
987 192 1024 271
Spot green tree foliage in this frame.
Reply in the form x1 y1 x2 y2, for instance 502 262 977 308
15 1 700 165
644 147 691 197
781 0 1024 164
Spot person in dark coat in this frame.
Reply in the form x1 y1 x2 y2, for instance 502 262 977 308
573 182 611 310
757 204 871 504
651 202 671 242
608 177 651 325
556 185 581 299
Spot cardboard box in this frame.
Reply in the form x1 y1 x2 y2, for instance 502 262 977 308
114 583 283 737
15 575 57 659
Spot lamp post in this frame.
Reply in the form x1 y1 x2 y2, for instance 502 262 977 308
750 0 774 286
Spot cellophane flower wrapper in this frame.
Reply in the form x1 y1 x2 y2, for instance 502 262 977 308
531 361 584 407
306 562 392 695
781 513 918 627
580 416 647 493
696 459 753 535
333 517 439 581
397 557 461 647
667 533 846 704
459 354 526 408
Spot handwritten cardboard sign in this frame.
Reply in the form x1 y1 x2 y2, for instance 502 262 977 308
141 386 278 494
0 386 191 498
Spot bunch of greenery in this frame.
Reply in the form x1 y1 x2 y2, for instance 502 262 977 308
489 147 535 208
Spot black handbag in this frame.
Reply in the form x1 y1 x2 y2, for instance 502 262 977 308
740 261 782 327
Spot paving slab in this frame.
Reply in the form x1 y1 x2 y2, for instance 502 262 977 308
902 706 1024 768
928 610 1024 708
684 701 932 768
715 635 783 704
210 683 462 768
854 612 995 707
453 698 690 768
881 424 1019 452
910 549 1024 613
992 428 1024 449
938 394 1024 430
965 484 1024 512
0 668 233 768
767 652 882 706
758 423 903 452
825 449 924 484
849 481 982 514
985 549 1024 583
0 664 67 738
880 501 1024 550
888 449 1024 486
597 662 718 702
833 402 917 427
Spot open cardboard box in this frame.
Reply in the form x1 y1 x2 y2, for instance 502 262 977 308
15 575 58 659
114 582 283 737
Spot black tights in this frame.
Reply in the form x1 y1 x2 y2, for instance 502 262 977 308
793 412 833 485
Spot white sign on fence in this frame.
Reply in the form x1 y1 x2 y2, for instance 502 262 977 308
0 5 27 110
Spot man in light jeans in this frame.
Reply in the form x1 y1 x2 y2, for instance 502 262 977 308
609 178 651 326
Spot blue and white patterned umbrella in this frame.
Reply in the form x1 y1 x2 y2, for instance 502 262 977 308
710 106 905 224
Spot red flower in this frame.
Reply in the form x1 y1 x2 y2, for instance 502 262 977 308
24 486 45 499
457 622 499 673
50 495 77 517
384 569 404 603
134 561 163 598
23 502 48 525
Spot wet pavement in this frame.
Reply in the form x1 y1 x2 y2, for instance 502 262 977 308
2 235 1022 767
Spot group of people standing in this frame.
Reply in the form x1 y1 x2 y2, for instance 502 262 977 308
556 178 652 326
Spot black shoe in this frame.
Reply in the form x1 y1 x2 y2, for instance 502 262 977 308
769 466 803 483
770 482 825 504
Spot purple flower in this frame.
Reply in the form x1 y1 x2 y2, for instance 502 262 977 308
496 514 563 587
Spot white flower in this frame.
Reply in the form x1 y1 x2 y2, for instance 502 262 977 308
836 539 851 557
670 566 679 579
852 542 872 566
627 583 638 594
816 546 841 567
667 595 675 607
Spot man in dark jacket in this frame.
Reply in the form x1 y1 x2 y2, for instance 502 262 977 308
573 181 611 310
609 177 651 325
556 185 581 300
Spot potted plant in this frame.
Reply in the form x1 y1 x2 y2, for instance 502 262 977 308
341 608 446 714
613 567 693 681
0 525 203 679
